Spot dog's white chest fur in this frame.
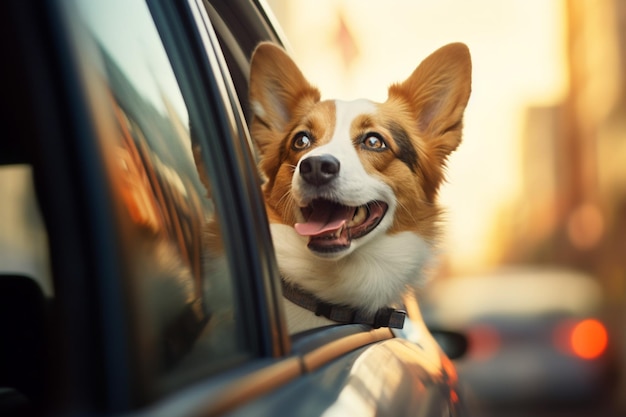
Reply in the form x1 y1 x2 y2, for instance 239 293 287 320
273 223 433 332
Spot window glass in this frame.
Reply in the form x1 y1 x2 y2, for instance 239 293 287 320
67 0 250 392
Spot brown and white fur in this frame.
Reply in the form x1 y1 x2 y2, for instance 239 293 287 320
249 42 471 333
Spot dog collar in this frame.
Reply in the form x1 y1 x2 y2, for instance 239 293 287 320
281 280 406 329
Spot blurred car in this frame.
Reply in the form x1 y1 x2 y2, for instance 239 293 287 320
422 266 617 408
0 0 468 416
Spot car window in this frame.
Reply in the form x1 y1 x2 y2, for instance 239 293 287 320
65 0 253 394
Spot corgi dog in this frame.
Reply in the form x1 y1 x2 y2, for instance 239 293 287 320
249 42 471 333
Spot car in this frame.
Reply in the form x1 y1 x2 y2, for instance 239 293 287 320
421 266 617 409
0 0 468 416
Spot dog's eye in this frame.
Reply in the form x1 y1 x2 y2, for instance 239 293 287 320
362 134 387 151
292 132 312 150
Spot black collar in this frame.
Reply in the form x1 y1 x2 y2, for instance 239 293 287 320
281 280 406 329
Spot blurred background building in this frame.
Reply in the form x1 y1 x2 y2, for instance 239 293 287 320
266 0 626 412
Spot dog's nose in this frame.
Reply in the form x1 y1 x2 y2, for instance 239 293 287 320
299 154 340 186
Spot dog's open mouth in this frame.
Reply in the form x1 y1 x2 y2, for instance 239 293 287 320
294 199 388 253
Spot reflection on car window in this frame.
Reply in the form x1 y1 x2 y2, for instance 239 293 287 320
67 0 250 392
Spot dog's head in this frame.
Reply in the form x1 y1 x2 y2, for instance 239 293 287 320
249 42 471 260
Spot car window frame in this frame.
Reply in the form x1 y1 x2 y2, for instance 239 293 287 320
146 0 290 364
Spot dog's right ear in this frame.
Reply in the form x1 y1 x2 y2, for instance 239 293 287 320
249 42 320 154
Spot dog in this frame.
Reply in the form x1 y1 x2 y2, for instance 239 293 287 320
249 42 471 333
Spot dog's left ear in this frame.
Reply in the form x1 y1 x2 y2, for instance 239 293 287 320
388 43 471 156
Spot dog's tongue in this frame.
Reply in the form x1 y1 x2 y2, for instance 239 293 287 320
294 201 354 237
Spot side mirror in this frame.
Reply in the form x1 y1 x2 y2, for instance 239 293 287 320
430 329 468 360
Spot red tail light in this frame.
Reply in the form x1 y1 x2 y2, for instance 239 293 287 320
570 319 608 359
554 318 608 360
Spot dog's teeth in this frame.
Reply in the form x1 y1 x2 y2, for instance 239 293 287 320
349 206 367 227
